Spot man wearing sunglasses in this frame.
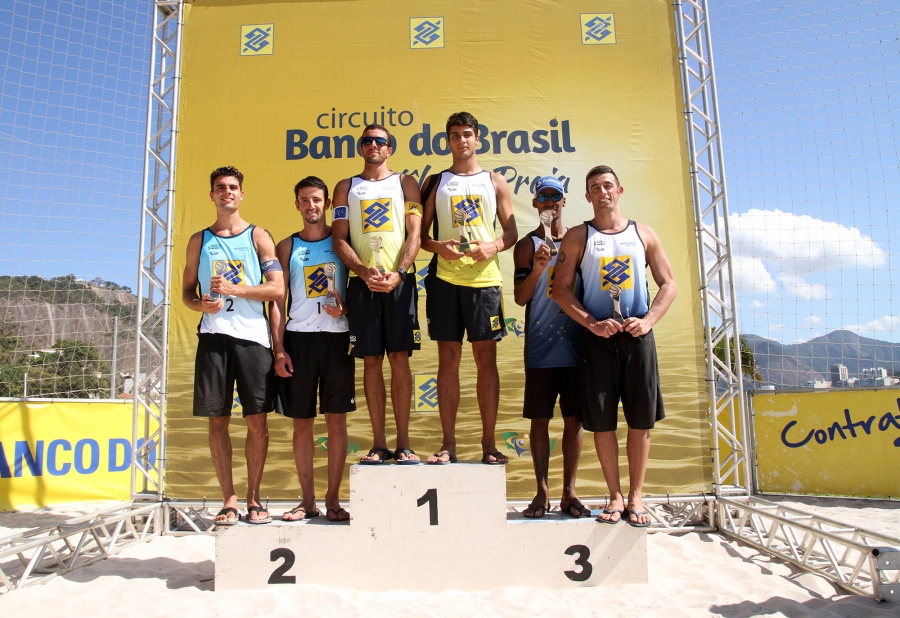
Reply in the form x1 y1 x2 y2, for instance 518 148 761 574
332 124 423 465
420 111 518 465
512 176 588 518
553 166 677 528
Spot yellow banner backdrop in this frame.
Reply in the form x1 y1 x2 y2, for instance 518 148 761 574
0 400 153 510
166 0 711 500
753 390 900 498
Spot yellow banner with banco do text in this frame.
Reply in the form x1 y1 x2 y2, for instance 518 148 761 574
752 390 900 498
0 400 157 510
165 0 711 500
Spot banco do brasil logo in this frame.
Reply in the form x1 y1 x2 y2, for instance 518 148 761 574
410 17 444 49
362 199 393 232
415 374 439 411
240 24 274 56
304 265 328 297
601 256 632 288
580 14 616 45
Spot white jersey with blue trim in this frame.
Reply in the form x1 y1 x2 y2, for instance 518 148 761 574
197 225 270 347
579 220 651 321
524 233 581 369
286 232 349 333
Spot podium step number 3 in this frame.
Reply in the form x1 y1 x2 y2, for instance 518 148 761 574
216 463 648 592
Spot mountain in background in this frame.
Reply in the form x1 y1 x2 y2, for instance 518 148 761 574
745 330 900 388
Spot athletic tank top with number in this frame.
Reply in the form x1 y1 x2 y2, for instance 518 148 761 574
286 233 349 333
579 220 650 321
524 233 581 368
335 173 410 273
197 225 270 348
431 170 501 288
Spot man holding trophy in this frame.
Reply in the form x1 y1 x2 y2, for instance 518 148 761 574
332 124 423 464
271 176 355 522
553 166 677 527
512 176 588 518
420 111 518 465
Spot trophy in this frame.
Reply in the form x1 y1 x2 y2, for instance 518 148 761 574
209 260 228 300
539 210 557 255
454 208 471 253
322 262 337 307
608 284 624 323
369 237 386 274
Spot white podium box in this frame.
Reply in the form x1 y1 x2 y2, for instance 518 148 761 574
215 463 647 592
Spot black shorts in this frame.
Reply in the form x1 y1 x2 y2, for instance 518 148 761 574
193 333 276 417
277 330 356 419
578 329 665 432
425 275 505 342
523 367 581 420
346 274 421 358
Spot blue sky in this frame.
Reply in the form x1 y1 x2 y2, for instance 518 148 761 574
0 0 897 343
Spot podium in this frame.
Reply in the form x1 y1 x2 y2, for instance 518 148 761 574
215 463 647 592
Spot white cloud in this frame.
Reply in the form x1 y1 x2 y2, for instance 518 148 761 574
731 255 777 294
803 315 823 327
844 315 900 335
780 273 827 300
751 299 764 308
728 209 887 273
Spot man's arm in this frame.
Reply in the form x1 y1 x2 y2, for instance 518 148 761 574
468 172 518 262
331 178 382 284
420 173 465 261
622 223 677 337
368 174 422 293
552 225 621 338
513 235 550 307
209 227 284 302
182 231 224 314
270 237 293 378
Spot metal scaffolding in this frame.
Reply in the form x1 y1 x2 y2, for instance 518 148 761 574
674 0 751 496
132 0 184 501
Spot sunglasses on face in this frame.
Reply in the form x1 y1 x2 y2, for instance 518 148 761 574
360 136 389 147
537 192 564 203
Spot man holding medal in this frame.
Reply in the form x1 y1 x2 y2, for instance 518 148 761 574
553 165 677 527
332 125 423 465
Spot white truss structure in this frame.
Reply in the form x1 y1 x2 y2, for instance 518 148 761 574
0 503 162 592
132 0 184 501
719 497 900 601
674 0 751 495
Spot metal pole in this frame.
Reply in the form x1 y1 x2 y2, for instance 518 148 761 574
110 316 118 399
23 372 27 398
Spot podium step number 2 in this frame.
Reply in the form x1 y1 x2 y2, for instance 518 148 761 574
217 463 648 592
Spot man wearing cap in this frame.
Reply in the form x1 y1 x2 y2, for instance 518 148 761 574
553 165 677 527
332 124 423 465
513 176 588 518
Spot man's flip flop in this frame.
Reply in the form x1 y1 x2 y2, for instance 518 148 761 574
359 446 393 465
427 450 457 465
481 451 508 465
595 508 624 524
213 507 239 526
244 505 272 525
281 505 319 521
560 500 592 518
394 448 420 465
625 508 652 528
523 503 548 519
326 507 350 522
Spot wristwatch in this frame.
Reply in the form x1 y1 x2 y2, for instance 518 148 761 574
396 267 408 279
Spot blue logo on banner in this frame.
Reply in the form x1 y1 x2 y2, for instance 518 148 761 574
584 16 613 43
418 378 438 409
244 27 272 53
413 20 441 46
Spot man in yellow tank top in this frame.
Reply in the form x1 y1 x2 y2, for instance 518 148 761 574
333 125 423 464
421 111 518 465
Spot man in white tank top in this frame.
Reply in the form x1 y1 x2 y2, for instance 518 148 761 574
553 166 677 527
182 166 285 526
332 124 423 464
421 111 518 465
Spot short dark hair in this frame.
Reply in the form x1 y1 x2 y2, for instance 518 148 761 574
585 165 619 191
361 123 392 146
294 176 329 201
445 111 479 136
210 166 243 191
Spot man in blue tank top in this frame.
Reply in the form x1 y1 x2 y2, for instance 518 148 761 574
553 166 678 527
513 176 588 518
270 176 355 523
182 166 285 526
